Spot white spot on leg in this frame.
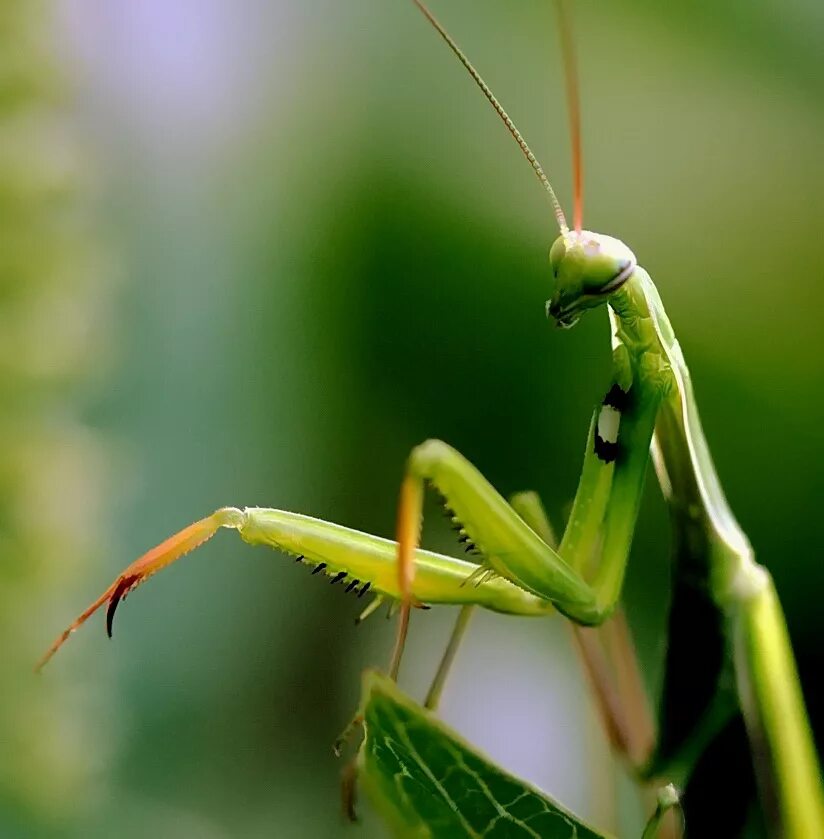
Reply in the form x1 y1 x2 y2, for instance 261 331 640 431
597 404 621 445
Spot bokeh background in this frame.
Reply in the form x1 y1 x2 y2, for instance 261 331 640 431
2 0 822 836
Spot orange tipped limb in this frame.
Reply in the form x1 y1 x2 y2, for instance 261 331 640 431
36 507 243 672
388 475 424 681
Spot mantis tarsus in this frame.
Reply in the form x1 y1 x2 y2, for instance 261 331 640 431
38 1 823 835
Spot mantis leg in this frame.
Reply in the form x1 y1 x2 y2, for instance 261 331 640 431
512 489 655 772
38 506 556 672
391 383 664 677
417 489 557 712
422 605 474 711
732 565 824 835
39 382 662 687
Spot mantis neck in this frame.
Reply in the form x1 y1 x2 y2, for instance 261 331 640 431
608 269 754 599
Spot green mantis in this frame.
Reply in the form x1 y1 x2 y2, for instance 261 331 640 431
38 1 823 835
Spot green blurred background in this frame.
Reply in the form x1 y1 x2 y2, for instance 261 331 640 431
2 0 822 836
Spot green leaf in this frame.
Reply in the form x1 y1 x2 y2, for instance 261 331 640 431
356 670 612 839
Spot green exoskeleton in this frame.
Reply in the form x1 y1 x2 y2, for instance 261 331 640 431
39 1 823 836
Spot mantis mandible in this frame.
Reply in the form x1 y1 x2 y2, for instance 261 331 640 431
38 1 823 835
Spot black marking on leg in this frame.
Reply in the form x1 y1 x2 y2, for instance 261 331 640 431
295 554 304 563
345 579 360 593
331 571 347 584
594 435 620 464
358 582 371 598
603 383 629 411
312 562 327 575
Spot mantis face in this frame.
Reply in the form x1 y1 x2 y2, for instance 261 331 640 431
546 231 637 328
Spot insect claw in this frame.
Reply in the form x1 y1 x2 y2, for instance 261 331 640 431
36 511 232 672
105 600 117 639
105 575 137 638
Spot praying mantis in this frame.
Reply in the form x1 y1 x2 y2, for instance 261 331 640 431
37 1 823 836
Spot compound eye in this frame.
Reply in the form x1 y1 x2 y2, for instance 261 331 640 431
579 239 636 295
574 233 637 296
599 258 635 294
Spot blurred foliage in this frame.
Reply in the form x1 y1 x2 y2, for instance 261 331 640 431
0 0 114 835
2 0 822 836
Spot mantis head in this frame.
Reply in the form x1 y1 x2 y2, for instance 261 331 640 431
409 1 634 329
546 231 637 328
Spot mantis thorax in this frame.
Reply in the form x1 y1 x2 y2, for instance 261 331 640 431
546 230 637 328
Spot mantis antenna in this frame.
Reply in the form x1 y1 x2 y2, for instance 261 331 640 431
412 0 570 236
